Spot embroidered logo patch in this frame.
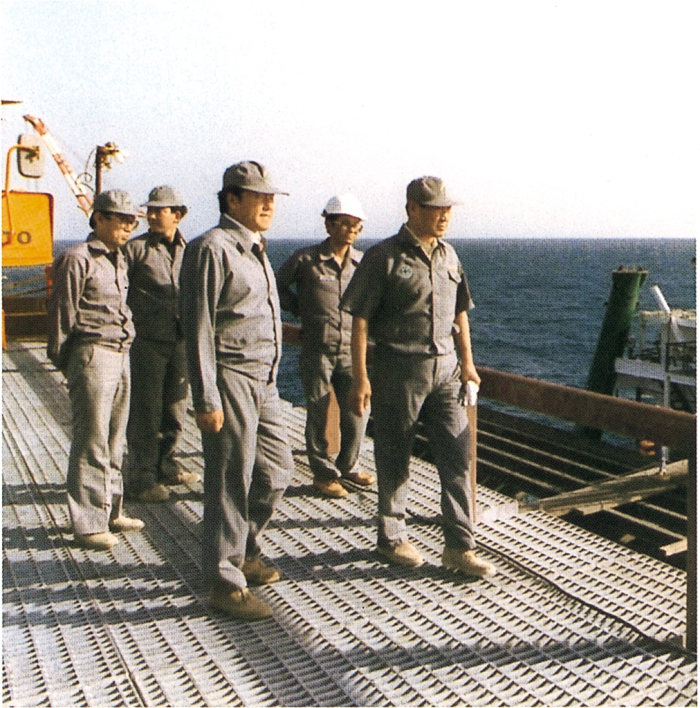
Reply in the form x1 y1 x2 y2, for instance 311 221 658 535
396 264 413 279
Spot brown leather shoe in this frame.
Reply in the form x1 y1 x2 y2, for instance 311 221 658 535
376 541 424 568
162 470 202 486
242 558 282 585
442 548 496 578
109 516 144 532
342 471 375 486
75 532 119 550
209 586 273 620
137 484 170 502
313 479 348 498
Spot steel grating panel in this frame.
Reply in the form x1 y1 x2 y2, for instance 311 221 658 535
3 341 697 707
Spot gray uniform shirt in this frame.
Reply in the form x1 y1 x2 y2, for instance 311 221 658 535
47 235 134 370
124 229 186 343
276 238 362 353
179 214 283 413
341 225 472 356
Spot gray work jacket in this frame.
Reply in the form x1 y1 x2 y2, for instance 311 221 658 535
276 238 362 353
124 229 185 343
179 215 282 413
47 235 134 371
341 225 472 357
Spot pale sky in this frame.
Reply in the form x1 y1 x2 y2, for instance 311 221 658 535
2 0 697 241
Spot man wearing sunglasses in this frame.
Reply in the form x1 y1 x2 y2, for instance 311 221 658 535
124 186 199 504
276 194 374 498
47 190 144 551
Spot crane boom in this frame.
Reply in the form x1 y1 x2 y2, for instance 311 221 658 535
23 115 92 216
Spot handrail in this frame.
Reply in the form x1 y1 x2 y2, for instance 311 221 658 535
283 322 696 450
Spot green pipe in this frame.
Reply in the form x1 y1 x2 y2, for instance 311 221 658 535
578 267 647 440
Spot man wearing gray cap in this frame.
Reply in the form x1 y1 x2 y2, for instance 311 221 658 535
276 194 374 498
180 161 293 620
47 190 144 551
124 186 200 504
341 176 495 578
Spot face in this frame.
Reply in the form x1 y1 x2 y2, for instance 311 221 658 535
147 206 181 241
93 212 137 250
325 215 363 248
406 201 452 239
226 190 275 232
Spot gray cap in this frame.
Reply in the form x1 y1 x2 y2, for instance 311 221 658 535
406 176 460 207
92 189 139 216
142 185 186 208
222 160 289 195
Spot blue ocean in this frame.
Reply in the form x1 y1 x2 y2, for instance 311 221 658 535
7 237 695 435
270 238 696 411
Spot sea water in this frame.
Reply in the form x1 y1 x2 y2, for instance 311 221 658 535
6 237 695 434
271 238 696 411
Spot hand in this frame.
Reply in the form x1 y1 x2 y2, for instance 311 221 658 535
460 363 481 389
350 376 372 417
196 410 224 433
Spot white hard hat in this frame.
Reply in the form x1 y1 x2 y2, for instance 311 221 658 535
322 193 366 221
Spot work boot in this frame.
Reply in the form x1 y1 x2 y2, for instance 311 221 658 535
162 470 201 486
442 548 496 578
376 541 424 568
209 586 273 620
109 515 145 533
242 558 282 585
313 479 348 498
342 471 375 486
137 484 170 502
75 532 119 551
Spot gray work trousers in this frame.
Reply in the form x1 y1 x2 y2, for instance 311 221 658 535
126 337 188 494
200 368 292 590
64 342 130 535
370 351 476 551
299 349 369 481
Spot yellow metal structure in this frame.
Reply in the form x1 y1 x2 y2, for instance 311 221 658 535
2 191 54 266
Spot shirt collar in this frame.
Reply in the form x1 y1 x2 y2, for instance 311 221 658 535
221 213 261 244
145 229 186 247
86 233 117 257
318 238 361 265
401 224 444 254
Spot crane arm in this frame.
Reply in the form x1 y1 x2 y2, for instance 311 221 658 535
23 115 93 216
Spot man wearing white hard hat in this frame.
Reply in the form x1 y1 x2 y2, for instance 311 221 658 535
276 194 374 498
124 186 200 505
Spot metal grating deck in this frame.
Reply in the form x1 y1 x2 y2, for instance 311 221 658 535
3 341 696 707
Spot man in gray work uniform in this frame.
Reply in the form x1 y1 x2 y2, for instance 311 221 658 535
47 190 144 551
124 186 200 503
276 194 374 498
180 161 293 620
342 176 495 578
